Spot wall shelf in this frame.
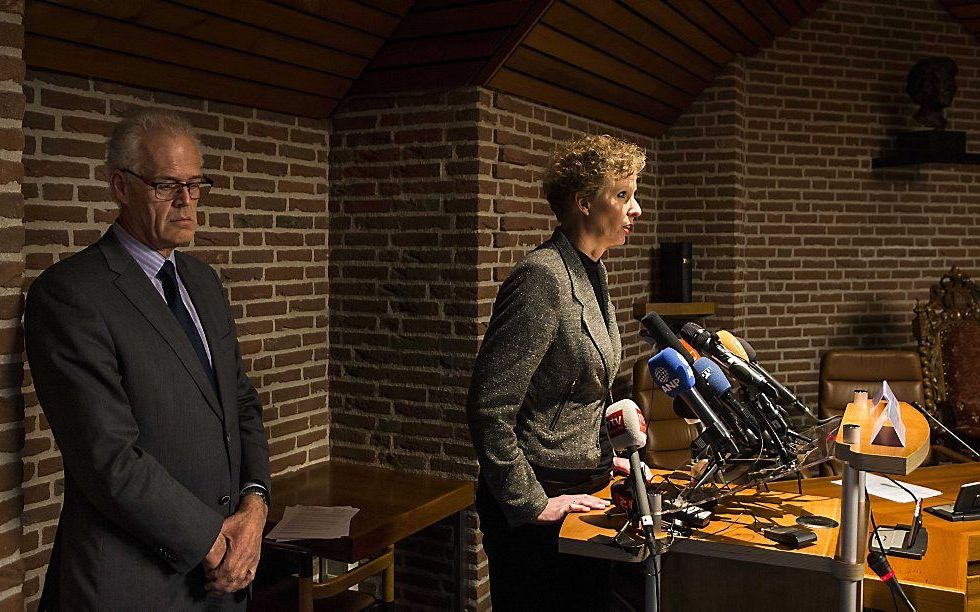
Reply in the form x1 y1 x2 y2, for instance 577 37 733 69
632 301 716 320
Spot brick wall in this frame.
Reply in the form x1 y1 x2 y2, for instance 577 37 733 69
657 0 980 405
329 87 487 609
478 93 659 398
0 2 24 610
19 70 329 607
330 87 656 610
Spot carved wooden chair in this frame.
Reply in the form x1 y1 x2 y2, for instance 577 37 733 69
913 266 980 462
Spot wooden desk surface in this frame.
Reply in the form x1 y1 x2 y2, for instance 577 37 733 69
562 463 980 611
560 478 842 571
771 463 980 612
267 461 475 561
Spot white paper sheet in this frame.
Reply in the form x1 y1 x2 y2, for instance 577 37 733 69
832 473 941 503
266 505 360 541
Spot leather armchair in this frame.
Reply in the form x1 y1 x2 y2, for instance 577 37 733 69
818 349 924 421
632 356 698 470
818 349 925 473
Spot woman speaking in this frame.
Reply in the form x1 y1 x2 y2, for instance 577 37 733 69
467 134 645 610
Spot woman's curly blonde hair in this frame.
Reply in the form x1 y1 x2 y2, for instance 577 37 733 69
543 134 646 219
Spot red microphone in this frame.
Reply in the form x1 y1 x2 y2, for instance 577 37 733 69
868 551 915 611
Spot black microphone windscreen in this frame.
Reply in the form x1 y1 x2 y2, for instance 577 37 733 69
640 312 695 366
737 336 758 362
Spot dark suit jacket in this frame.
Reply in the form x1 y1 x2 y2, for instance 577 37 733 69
467 228 621 526
25 230 271 611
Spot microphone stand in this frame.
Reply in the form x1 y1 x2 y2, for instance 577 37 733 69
911 401 980 460
627 446 660 612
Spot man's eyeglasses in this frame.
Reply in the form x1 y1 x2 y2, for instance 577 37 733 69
120 169 213 201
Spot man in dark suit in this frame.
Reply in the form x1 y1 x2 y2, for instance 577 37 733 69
25 110 271 610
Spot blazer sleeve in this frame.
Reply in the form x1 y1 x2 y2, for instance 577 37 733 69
466 261 559 526
25 273 224 573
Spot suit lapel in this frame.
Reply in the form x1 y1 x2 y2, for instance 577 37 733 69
552 229 617 390
98 232 223 421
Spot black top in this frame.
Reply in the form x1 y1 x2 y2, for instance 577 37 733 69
575 248 609 327
578 247 614 493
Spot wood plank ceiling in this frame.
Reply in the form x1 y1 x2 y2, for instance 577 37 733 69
21 0 980 137
23 0 413 117
940 0 980 39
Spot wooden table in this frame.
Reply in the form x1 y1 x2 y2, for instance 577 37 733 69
560 463 980 611
265 461 475 610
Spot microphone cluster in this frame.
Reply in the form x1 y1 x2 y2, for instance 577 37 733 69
639 312 840 505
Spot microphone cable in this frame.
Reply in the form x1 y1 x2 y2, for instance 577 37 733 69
867 492 916 611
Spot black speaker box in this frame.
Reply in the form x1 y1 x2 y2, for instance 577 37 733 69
658 242 692 302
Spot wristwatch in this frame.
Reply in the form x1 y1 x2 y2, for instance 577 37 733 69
240 483 269 507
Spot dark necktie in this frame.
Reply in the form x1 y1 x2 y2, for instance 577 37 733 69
156 260 217 391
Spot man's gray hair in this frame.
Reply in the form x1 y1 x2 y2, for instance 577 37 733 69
106 109 203 175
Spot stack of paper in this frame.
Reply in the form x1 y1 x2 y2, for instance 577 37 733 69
266 505 360 541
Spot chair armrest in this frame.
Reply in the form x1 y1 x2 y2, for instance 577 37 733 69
931 444 976 463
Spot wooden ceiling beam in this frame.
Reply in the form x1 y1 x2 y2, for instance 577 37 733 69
358 0 415 14
370 29 506 69
567 0 721 80
542 3 709 95
25 34 333 117
622 0 733 66
523 25 688 109
350 60 485 94
42 0 368 77
391 0 529 39
27 2 350 98
506 47 681 124
271 0 402 34
490 67 668 136
469 0 553 86
740 0 791 37
665 0 756 56
715 1 772 47
769 0 804 24
174 0 387 57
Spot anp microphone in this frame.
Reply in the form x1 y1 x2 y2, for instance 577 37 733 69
648 348 739 456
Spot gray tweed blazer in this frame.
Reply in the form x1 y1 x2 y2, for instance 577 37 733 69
467 228 621 526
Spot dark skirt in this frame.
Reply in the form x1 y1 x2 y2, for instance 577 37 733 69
476 476 612 612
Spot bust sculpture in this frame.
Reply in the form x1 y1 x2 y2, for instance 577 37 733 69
907 57 958 130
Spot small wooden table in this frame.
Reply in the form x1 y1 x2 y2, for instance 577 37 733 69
265 461 475 610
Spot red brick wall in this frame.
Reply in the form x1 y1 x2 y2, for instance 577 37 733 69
329 87 487 609
478 93 659 397
19 70 329 607
0 3 24 610
657 0 980 405
330 87 656 610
